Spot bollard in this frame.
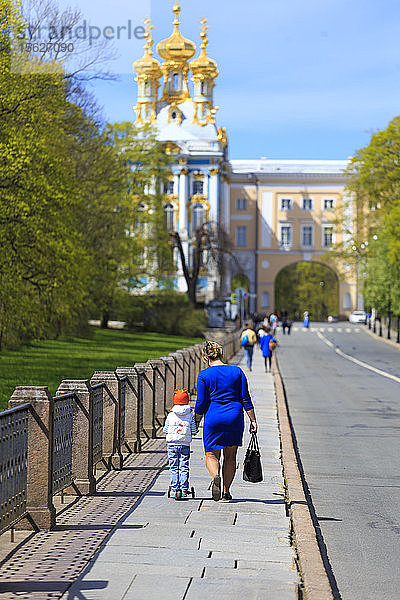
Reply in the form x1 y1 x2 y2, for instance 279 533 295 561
90 372 123 470
56 380 96 495
159 356 176 413
148 359 166 430
185 347 197 394
116 368 140 454
134 363 156 439
9 387 56 531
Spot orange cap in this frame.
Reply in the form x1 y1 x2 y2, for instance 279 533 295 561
174 389 189 405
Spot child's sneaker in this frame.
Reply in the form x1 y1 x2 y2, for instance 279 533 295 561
173 490 182 500
181 490 189 499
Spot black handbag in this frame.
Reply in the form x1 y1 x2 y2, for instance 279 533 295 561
243 432 263 483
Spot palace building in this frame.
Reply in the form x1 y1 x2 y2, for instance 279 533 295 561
133 2 357 316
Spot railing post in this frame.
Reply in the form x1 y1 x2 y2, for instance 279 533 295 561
116 368 140 454
159 356 176 413
90 372 123 470
170 352 184 390
9 387 56 531
148 359 166 429
134 363 156 439
56 380 96 495
177 349 191 392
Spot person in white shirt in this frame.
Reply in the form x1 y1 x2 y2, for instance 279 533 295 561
163 389 197 500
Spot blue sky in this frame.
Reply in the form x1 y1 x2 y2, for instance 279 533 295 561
56 0 400 160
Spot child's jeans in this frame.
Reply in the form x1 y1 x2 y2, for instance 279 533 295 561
244 345 254 369
167 444 190 491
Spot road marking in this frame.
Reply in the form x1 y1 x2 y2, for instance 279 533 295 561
328 327 334 332
317 331 400 384
345 328 351 333
337 327 342 332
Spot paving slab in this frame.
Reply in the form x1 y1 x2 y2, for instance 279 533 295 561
185 577 297 600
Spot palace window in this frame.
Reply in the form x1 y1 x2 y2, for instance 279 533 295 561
323 226 334 247
261 292 270 308
192 204 205 233
164 203 175 232
164 180 175 195
280 225 292 249
323 198 335 210
144 81 151 95
302 197 313 211
280 198 292 211
193 180 204 196
172 73 180 90
301 225 313 247
236 226 247 247
236 197 247 211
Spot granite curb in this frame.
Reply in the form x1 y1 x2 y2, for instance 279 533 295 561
362 323 400 350
272 351 334 600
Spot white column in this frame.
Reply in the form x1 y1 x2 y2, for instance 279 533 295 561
177 167 189 293
209 169 219 223
221 176 230 233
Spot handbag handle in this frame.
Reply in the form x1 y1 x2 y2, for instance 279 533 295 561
249 432 260 453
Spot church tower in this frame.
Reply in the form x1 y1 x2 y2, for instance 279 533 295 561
133 2 231 303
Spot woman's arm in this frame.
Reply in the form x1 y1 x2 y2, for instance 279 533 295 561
194 374 209 426
246 408 258 433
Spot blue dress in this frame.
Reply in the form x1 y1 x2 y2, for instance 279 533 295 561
260 334 276 357
195 365 254 452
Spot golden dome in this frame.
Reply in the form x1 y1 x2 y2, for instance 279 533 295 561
190 18 218 79
133 19 162 79
157 3 196 63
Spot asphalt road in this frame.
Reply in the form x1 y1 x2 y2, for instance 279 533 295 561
276 322 400 600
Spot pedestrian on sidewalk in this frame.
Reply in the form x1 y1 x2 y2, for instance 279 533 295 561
260 327 277 372
240 322 257 371
195 341 258 503
163 389 197 500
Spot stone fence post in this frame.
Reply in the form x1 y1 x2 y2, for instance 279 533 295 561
170 352 184 391
116 367 140 454
9 387 56 531
159 356 176 412
134 363 156 439
177 349 191 393
56 380 96 495
148 359 166 427
90 372 123 470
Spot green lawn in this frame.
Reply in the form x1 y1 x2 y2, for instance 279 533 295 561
0 328 202 411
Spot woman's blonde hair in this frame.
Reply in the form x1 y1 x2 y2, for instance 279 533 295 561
202 340 224 364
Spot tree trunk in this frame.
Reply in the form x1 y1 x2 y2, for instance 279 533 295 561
188 279 197 306
100 312 109 329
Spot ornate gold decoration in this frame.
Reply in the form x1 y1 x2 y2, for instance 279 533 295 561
190 18 219 126
164 194 179 204
217 127 228 147
179 158 187 165
209 168 220 176
133 18 162 125
167 103 183 125
193 172 204 181
191 194 209 203
157 3 196 104
180 167 189 176
164 141 181 155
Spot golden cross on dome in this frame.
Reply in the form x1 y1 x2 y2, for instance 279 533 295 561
143 17 155 54
199 17 209 51
173 2 181 27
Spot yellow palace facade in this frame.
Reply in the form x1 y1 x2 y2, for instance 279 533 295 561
133 3 357 316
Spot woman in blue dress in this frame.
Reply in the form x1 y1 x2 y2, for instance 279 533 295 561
195 341 258 502
259 326 277 372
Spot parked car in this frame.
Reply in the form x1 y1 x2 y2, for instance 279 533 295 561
327 315 339 322
349 310 367 324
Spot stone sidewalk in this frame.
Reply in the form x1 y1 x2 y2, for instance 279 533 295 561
64 350 298 600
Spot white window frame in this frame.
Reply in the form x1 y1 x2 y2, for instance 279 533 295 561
323 198 335 211
236 197 247 211
322 225 335 248
301 225 314 248
236 225 247 247
280 224 292 249
191 204 205 233
280 198 292 211
164 180 175 195
193 179 204 196
164 203 175 232
302 197 313 211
